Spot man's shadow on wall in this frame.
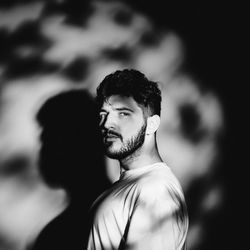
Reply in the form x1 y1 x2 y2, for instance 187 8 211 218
31 89 110 250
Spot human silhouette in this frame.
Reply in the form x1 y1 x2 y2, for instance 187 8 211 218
30 89 110 250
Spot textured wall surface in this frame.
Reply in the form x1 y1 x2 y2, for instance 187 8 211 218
0 1 247 250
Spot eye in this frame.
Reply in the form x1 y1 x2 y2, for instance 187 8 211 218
99 112 107 125
119 112 130 117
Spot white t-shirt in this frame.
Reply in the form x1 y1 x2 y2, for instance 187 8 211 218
87 162 188 250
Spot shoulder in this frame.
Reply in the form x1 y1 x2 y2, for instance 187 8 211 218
137 164 185 211
139 164 183 195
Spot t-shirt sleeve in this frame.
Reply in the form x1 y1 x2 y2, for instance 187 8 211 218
125 179 188 250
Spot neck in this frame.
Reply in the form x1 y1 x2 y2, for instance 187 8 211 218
119 139 162 172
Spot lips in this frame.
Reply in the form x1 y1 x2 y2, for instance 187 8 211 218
103 130 121 139
103 131 122 145
104 135 119 142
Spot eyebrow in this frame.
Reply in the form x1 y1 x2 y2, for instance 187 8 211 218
115 107 134 112
99 109 107 113
99 107 134 113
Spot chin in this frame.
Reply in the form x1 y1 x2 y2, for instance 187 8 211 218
106 148 133 161
104 146 124 160
105 148 120 159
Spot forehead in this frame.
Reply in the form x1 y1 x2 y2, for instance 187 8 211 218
101 95 142 113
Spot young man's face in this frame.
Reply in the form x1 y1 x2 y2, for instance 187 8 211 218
99 95 147 160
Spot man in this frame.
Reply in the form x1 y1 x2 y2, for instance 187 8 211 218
87 69 188 250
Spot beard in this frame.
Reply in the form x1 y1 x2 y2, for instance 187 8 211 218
104 123 147 160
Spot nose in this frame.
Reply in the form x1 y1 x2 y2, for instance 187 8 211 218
100 113 116 130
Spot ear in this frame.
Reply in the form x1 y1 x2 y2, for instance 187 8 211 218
146 115 160 135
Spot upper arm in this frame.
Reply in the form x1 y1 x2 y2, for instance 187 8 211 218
125 181 188 250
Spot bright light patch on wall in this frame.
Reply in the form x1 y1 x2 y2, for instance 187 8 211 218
0 76 70 161
0 2 44 31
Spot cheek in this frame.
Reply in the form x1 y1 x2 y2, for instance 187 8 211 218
122 122 144 138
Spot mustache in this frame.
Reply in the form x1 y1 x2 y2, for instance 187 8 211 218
102 129 122 140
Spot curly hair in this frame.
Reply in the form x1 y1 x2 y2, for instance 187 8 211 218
96 69 162 116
